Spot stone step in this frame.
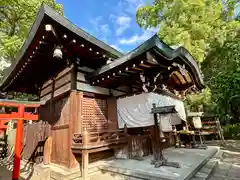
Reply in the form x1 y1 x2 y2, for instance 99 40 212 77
191 150 224 180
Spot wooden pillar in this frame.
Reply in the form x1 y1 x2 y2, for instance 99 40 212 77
82 128 89 180
43 136 52 165
68 91 80 168
152 103 162 161
107 97 118 130
82 150 89 180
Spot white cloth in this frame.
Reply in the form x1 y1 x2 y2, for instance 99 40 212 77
193 116 202 129
158 114 173 132
117 92 186 128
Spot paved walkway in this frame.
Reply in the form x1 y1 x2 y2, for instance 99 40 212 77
210 151 240 180
0 166 26 180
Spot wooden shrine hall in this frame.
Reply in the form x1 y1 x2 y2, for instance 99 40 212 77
0 4 204 179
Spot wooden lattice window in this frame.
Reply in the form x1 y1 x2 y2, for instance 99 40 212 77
82 97 108 132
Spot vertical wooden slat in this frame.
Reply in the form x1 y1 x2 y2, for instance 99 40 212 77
71 63 77 90
50 95 71 166
23 121 50 163
75 92 83 134
107 97 118 130
68 91 79 168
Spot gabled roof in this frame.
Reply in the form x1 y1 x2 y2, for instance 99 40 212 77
1 4 123 92
0 4 204 95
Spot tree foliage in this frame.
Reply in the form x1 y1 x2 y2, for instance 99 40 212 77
137 0 240 117
202 33 240 118
0 0 63 100
184 88 213 112
0 0 63 62
137 0 240 63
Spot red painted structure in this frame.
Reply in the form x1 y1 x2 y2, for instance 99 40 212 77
0 119 8 138
0 100 41 180
0 119 9 133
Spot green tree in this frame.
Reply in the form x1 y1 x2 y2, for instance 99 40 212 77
202 33 240 119
184 88 213 112
137 0 240 115
137 0 240 63
0 0 63 63
0 0 63 100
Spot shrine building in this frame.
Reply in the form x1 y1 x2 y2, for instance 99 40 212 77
0 4 204 180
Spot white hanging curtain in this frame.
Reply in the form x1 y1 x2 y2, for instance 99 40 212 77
117 92 186 128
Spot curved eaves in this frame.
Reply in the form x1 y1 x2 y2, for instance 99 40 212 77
91 35 205 90
154 38 204 89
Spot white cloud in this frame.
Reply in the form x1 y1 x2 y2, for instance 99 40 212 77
90 17 111 35
109 14 116 21
100 24 110 34
124 0 145 14
110 44 122 52
119 28 158 45
116 16 131 36
116 16 131 25
89 16 102 30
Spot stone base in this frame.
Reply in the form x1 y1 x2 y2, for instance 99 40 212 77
0 147 219 180
97 147 219 180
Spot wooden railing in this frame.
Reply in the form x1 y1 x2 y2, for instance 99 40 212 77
72 129 128 150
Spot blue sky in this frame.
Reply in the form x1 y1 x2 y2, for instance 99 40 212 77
56 0 156 53
55 0 240 54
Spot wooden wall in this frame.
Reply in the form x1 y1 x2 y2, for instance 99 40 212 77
36 65 75 168
38 93 77 168
50 95 71 166
40 66 72 102
31 65 123 168
23 121 51 163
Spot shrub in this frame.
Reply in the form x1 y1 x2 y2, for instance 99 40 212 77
223 123 240 139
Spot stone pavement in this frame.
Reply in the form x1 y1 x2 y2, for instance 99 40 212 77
209 151 240 180
0 166 25 180
95 147 218 180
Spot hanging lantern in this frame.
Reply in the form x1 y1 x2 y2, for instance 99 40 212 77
53 45 63 60
106 60 112 64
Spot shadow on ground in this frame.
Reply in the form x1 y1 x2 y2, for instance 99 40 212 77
0 166 25 180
